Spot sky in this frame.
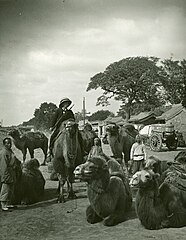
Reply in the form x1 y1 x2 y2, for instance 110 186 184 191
0 0 186 126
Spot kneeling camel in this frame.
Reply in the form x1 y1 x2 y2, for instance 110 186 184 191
130 169 186 229
74 156 132 226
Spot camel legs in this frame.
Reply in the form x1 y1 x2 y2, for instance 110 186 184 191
28 148 34 159
160 184 186 228
66 180 76 199
22 149 27 163
57 173 66 203
103 197 127 226
86 205 102 224
164 198 186 228
66 168 76 199
41 148 48 166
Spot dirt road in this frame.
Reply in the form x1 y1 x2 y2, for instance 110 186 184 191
0 143 186 240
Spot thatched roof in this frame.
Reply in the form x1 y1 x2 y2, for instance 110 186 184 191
156 104 185 121
129 112 157 124
104 116 126 125
157 104 186 142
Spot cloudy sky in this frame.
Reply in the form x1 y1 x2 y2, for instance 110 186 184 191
0 0 186 126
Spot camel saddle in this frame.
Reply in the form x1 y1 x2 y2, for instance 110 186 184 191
164 163 186 191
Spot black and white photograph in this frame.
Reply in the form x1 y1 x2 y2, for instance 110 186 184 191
0 0 186 239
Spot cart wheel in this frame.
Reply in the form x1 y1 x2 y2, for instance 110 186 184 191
150 134 162 151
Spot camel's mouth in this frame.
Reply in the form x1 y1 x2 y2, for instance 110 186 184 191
76 170 94 181
83 169 93 175
129 181 139 188
81 169 93 178
74 166 93 179
74 172 82 179
129 173 141 188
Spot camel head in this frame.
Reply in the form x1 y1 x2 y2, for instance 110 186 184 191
105 124 120 136
145 156 161 172
65 120 78 137
84 123 92 132
74 156 108 182
129 169 159 189
8 129 20 138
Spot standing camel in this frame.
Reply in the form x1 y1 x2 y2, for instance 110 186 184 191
8 129 48 165
80 123 98 154
103 123 138 167
52 119 84 203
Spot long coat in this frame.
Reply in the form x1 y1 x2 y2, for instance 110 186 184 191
0 147 17 184
51 108 75 130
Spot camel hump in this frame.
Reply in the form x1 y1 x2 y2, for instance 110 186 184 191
124 124 135 132
122 124 138 138
23 158 40 170
24 131 46 140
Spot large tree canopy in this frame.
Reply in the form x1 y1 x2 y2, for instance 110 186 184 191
160 58 186 105
87 56 165 119
22 102 57 130
34 102 57 130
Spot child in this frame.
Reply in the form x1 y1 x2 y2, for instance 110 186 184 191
129 134 147 175
87 137 103 160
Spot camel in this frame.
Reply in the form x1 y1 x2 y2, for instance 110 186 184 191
145 152 186 183
130 168 186 229
48 123 96 181
8 129 48 165
52 119 84 203
145 155 170 175
103 123 138 166
74 156 132 226
12 158 45 205
174 150 186 163
80 123 98 154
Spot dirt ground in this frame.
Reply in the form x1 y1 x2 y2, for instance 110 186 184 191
0 134 186 240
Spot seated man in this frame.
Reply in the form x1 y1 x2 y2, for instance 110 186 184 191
48 98 85 159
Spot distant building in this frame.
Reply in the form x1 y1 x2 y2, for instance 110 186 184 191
128 111 162 129
128 104 186 142
78 116 126 138
90 116 126 138
157 104 186 142
104 116 126 126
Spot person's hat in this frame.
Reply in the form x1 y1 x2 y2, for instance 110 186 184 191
59 98 72 108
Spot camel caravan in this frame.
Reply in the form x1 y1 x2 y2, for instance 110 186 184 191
1 98 186 230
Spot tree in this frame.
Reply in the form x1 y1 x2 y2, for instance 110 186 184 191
34 102 57 130
87 56 165 120
160 58 185 105
180 59 186 108
87 110 114 121
22 117 35 127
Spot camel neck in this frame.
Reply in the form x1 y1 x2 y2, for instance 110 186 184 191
88 171 110 194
